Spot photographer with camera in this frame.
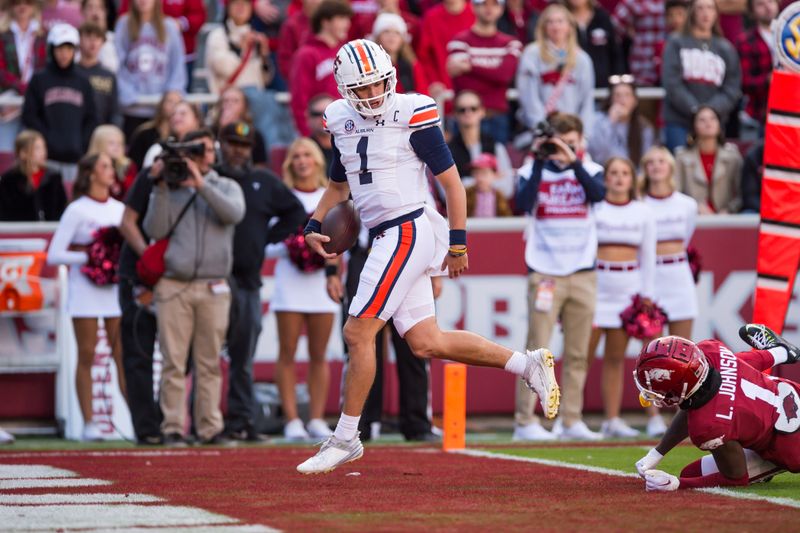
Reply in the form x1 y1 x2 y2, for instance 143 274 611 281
215 122 307 441
143 129 245 446
513 112 605 442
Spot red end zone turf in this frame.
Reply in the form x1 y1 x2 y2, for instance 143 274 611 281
1 447 798 531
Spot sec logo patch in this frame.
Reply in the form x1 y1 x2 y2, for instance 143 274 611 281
776 3 800 73
345 119 355 132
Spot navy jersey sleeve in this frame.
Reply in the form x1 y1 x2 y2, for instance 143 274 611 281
409 126 455 176
329 137 347 183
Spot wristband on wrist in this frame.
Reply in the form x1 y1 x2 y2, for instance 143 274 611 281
448 246 467 257
325 264 338 277
304 218 322 236
449 229 467 247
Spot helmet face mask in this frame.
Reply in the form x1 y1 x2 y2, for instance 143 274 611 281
633 336 710 408
335 39 397 117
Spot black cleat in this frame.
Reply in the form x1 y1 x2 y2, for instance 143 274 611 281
739 324 799 363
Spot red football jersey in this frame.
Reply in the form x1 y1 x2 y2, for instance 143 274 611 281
687 340 800 472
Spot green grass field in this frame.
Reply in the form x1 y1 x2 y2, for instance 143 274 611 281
486 445 800 501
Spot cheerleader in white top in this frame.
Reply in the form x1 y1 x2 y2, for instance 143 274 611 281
587 157 656 439
47 153 126 441
638 146 699 436
270 138 339 441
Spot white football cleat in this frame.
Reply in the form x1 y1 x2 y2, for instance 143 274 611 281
601 417 640 439
522 349 560 419
284 418 310 440
512 422 555 442
297 433 364 475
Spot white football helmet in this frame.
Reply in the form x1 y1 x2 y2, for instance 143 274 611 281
334 39 397 117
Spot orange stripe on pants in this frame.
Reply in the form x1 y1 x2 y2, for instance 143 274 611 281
360 221 414 318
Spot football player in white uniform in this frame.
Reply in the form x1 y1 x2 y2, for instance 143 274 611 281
297 39 560 474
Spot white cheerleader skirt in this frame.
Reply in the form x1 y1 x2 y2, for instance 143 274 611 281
654 253 698 322
594 260 642 329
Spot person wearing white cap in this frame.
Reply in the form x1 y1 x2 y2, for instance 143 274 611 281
370 13 428 94
21 22 97 184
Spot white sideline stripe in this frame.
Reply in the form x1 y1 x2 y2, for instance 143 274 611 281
0 450 223 459
106 526 278 533
0 478 111 489
454 449 800 509
0 465 76 479
0 504 240 530
699 488 800 509
0 493 163 504
453 449 636 478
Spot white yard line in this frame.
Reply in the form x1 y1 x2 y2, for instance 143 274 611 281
0 493 163 504
453 448 800 509
0 478 112 489
0 465 77 479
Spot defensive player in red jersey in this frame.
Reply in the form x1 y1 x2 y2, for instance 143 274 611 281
633 324 800 491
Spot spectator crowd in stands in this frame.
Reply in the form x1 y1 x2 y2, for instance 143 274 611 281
0 0 790 444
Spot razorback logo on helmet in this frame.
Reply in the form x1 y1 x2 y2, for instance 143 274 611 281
646 368 673 382
699 436 725 450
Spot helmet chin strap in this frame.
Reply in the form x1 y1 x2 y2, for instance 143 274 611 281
680 368 721 411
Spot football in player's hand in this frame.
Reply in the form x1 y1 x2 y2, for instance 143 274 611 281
321 200 361 255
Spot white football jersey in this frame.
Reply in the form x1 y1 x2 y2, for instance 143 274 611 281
324 93 440 229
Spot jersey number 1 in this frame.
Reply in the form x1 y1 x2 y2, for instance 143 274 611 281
357 137 373 185
741 379 800 433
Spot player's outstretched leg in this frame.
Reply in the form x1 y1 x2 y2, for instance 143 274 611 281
738 323 799 363
404 318 560 419
297 316 384 475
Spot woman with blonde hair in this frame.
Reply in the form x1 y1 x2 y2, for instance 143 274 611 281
114 0 186 138
269 137 339 441
87 124 138 197
639 145 699 437
516 2 595 139
587 156 656 438
0 129 66 220
47 152 126 441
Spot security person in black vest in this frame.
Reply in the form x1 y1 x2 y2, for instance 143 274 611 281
217 122 306 440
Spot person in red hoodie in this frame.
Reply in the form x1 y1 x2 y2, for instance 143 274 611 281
416 0 474 98
290 0 352 136
118 0 206 89
277 0 321 84
447 0 521 143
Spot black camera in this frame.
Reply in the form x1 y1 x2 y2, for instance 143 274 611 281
159 139 205 186
532 121 558 160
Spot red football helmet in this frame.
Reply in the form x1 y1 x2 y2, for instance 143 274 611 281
633 336 710 407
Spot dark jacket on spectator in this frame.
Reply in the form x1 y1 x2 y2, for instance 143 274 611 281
448 130 496 181
736 27 773 125
0 28 47 94
575 7 624 89
0 166 66 221
21 60 97 164
127 125 161 170
741 140 764 214
217 164 306 290
75 62 120 126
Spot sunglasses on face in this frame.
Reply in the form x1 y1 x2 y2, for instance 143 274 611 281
456 105 481 114
609 74 636 86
